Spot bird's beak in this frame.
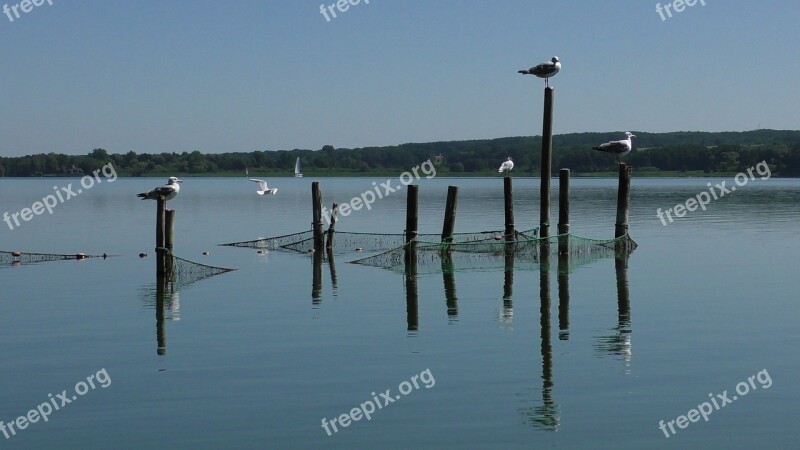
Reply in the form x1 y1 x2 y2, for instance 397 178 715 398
176 179 183 183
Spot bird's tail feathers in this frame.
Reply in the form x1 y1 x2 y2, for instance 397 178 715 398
137 193 147 199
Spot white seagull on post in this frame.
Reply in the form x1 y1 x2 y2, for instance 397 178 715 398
498 157 515 174
519 56 561 87
250 178 278 195
137 177 182 201
593 132 636 164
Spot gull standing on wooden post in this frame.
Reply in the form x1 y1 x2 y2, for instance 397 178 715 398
498 157 515 175
518 56 561 87
593 132 636 165
137 177 182 201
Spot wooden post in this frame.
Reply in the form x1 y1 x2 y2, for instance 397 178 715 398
504 177 515 241
326 203 338 252
441 186 459 243
165 209 175 251
405 185 419 244
557 169 570 255
156 196 166 277
405 185 419 267
540 86 554 239
312 182 324 250
615 163 633 241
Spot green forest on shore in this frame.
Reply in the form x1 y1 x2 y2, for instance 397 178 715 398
2 130 799 177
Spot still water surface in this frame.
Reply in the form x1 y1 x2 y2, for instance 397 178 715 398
0 176 797 449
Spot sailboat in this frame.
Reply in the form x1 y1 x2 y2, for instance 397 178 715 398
294 157 303 178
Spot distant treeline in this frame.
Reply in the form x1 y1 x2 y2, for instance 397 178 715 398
2 130 800 177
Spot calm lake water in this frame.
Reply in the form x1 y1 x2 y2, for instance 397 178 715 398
0 175 798 449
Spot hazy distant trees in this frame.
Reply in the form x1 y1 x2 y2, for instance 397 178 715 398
1 131 799 177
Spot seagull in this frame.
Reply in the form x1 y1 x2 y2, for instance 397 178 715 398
593 132 636 164
250 178 278 195
498 157 514 174
137 177 182 201
519 56 561 87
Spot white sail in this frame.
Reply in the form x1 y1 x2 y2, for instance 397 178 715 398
294 157 302 177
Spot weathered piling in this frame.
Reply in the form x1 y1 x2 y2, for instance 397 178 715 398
165 209 175 251
405 185 419 267
441 186 459 243
504 177 515 241
615 163 633 241
156 196 166 277
557 169 570 254
312 182 324 250
540 86 554 239
405 185 419 244
326 203 338 252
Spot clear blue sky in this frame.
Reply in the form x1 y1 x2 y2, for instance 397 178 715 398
1 0 797 156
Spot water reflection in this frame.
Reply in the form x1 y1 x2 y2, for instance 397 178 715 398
404 244 419 332
594 251 633 369
525 253 560 431
311 249 340 304
500 246 514 324
441 253 458 322
140 275 181 356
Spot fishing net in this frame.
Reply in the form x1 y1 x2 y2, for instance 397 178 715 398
220 230 315 250
161 252 236 289
349 233 636 274
223 228 540 254
0 250 105 268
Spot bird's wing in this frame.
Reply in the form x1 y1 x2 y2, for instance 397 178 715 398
153 185 176 196
250 179 269 190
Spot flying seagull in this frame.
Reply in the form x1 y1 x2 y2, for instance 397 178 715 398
250 178 278 195
593 132 636 164
519 56 561 87
137 177 182 201
498 157 514 174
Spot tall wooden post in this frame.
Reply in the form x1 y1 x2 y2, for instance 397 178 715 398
165 209 175 251
405 185 419 267
504 177 515 241
615 164 633 241
441 186 459 243
156 197 166 277
557 169 570 255
312 182 324 250
405 185 419 244
540 86 554 239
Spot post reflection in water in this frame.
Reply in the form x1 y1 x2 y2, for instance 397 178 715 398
594 251 633 368
441 253 458 321
312 249 323 304
142 275 180 356
327 249 338 296
557 253 570 340
501 245 515 324
404 243 419 332
525 252 560 430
